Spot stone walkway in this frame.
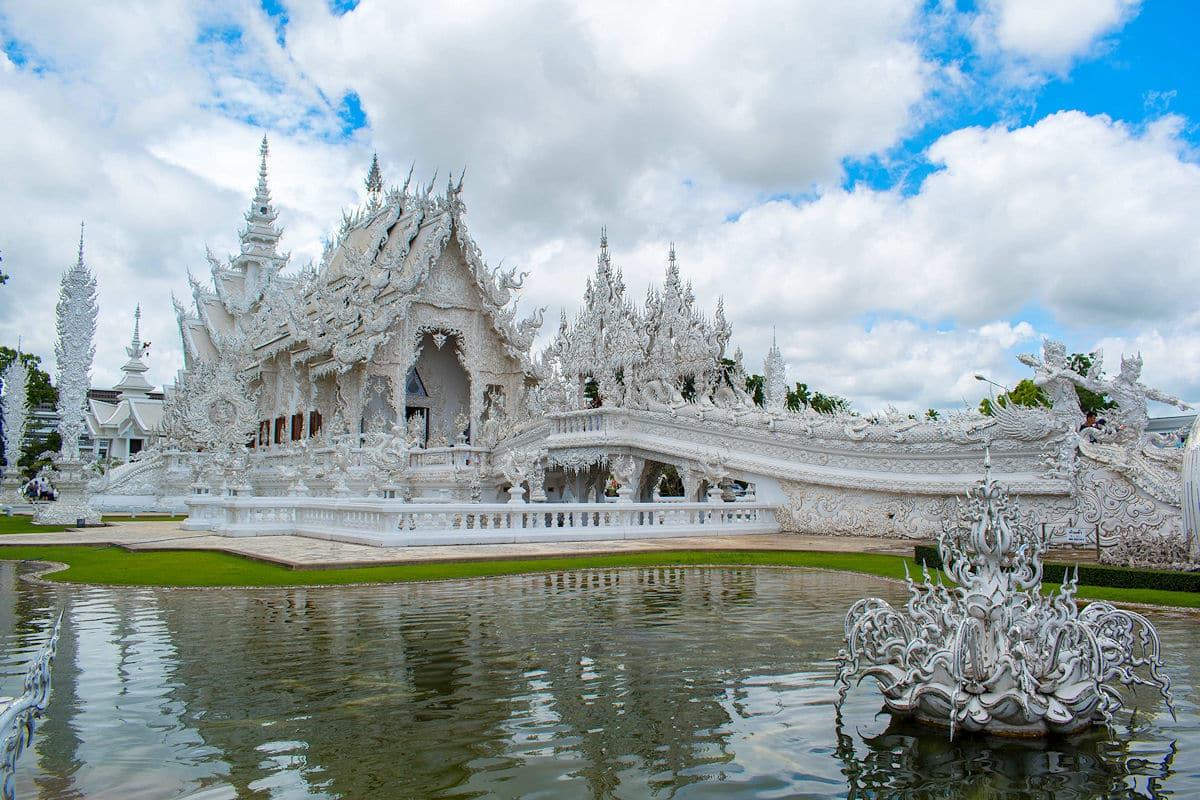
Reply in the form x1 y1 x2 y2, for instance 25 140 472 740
0 520 928 570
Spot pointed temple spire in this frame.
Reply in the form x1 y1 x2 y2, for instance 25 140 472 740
254 135 272 209
233 134 286 284
130 303 142 353
365 152 383 205
763 326 787 411
115 304 154 399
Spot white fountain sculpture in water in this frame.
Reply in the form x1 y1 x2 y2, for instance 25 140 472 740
835 455 1173 737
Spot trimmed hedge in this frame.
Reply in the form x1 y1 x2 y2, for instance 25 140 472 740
913 544 1200 594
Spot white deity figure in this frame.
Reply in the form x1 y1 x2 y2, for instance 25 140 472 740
1016 340 1091 431
1094 353 1191 445
405 411 427 449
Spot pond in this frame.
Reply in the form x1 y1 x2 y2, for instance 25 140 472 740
0 562 1195 799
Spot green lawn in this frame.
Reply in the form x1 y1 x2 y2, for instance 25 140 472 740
0 516 72 534
0 543 1196 609
0 514 183 535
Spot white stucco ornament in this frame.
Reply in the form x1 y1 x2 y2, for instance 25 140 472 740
836 455 1173 737
1 356 29 502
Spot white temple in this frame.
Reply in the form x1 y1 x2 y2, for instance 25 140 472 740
85 140 1194 550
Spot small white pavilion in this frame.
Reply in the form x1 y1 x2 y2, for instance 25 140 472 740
85 306 164 461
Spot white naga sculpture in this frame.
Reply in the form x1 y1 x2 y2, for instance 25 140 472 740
0 356 29 504
836 457 1172 737
0 614 61 800
34 228 100 525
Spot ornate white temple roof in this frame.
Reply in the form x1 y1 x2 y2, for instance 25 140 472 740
176 145 543 380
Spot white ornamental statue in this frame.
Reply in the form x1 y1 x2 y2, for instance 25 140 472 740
836 455 1172 737
34 228 101 525
1183 416 1200 563
1 355 30 503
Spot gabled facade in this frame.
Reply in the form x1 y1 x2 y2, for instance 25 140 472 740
174 141 544 452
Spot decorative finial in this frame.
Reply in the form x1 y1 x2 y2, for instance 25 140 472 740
365 152 383 200
132 304 141 349
251 134 273 215
77 221 85 266
668 241 677 269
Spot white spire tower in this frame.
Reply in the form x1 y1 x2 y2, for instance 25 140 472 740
114 305 154 399
763 328 787 411
1 353 30 503
233 135 287 294
36 224 100 524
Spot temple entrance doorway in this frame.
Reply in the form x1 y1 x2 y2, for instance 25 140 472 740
408 331 471 447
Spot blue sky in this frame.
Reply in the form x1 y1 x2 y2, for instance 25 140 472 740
1 0 1198 413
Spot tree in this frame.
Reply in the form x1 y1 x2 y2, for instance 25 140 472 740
0 347 57 407
18 430 59 479
785 381 851 415
1067 352 1117 415
744 373 765 406
979 378 1049 416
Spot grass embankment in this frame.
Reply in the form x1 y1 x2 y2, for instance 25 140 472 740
0 542 1196 608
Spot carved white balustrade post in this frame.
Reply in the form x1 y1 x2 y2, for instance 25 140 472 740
1 357 30 505
506 484 526 504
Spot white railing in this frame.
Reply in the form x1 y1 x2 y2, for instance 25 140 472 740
183 496 779 546
552 410 609 435
408 446 491 469
0 614 61 800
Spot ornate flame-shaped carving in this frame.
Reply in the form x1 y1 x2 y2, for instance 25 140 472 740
836 456 1173 737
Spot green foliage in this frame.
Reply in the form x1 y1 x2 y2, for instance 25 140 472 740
745 373 765 407
786 382 852 415
1067 352 1117 414
656 464 684 496
680 374 697 402
978 379 1049 416
17 430 59 479
583 376 600 406
925 408 940 421
0 347 57 407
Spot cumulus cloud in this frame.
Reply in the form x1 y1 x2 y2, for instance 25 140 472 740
971 0 1141 76
284 0 932 243
641 111 1200 410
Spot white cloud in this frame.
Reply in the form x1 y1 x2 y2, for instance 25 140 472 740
972 0 1141 75
628 111 1200 410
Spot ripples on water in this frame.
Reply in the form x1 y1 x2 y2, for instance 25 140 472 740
0 563 1195 799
